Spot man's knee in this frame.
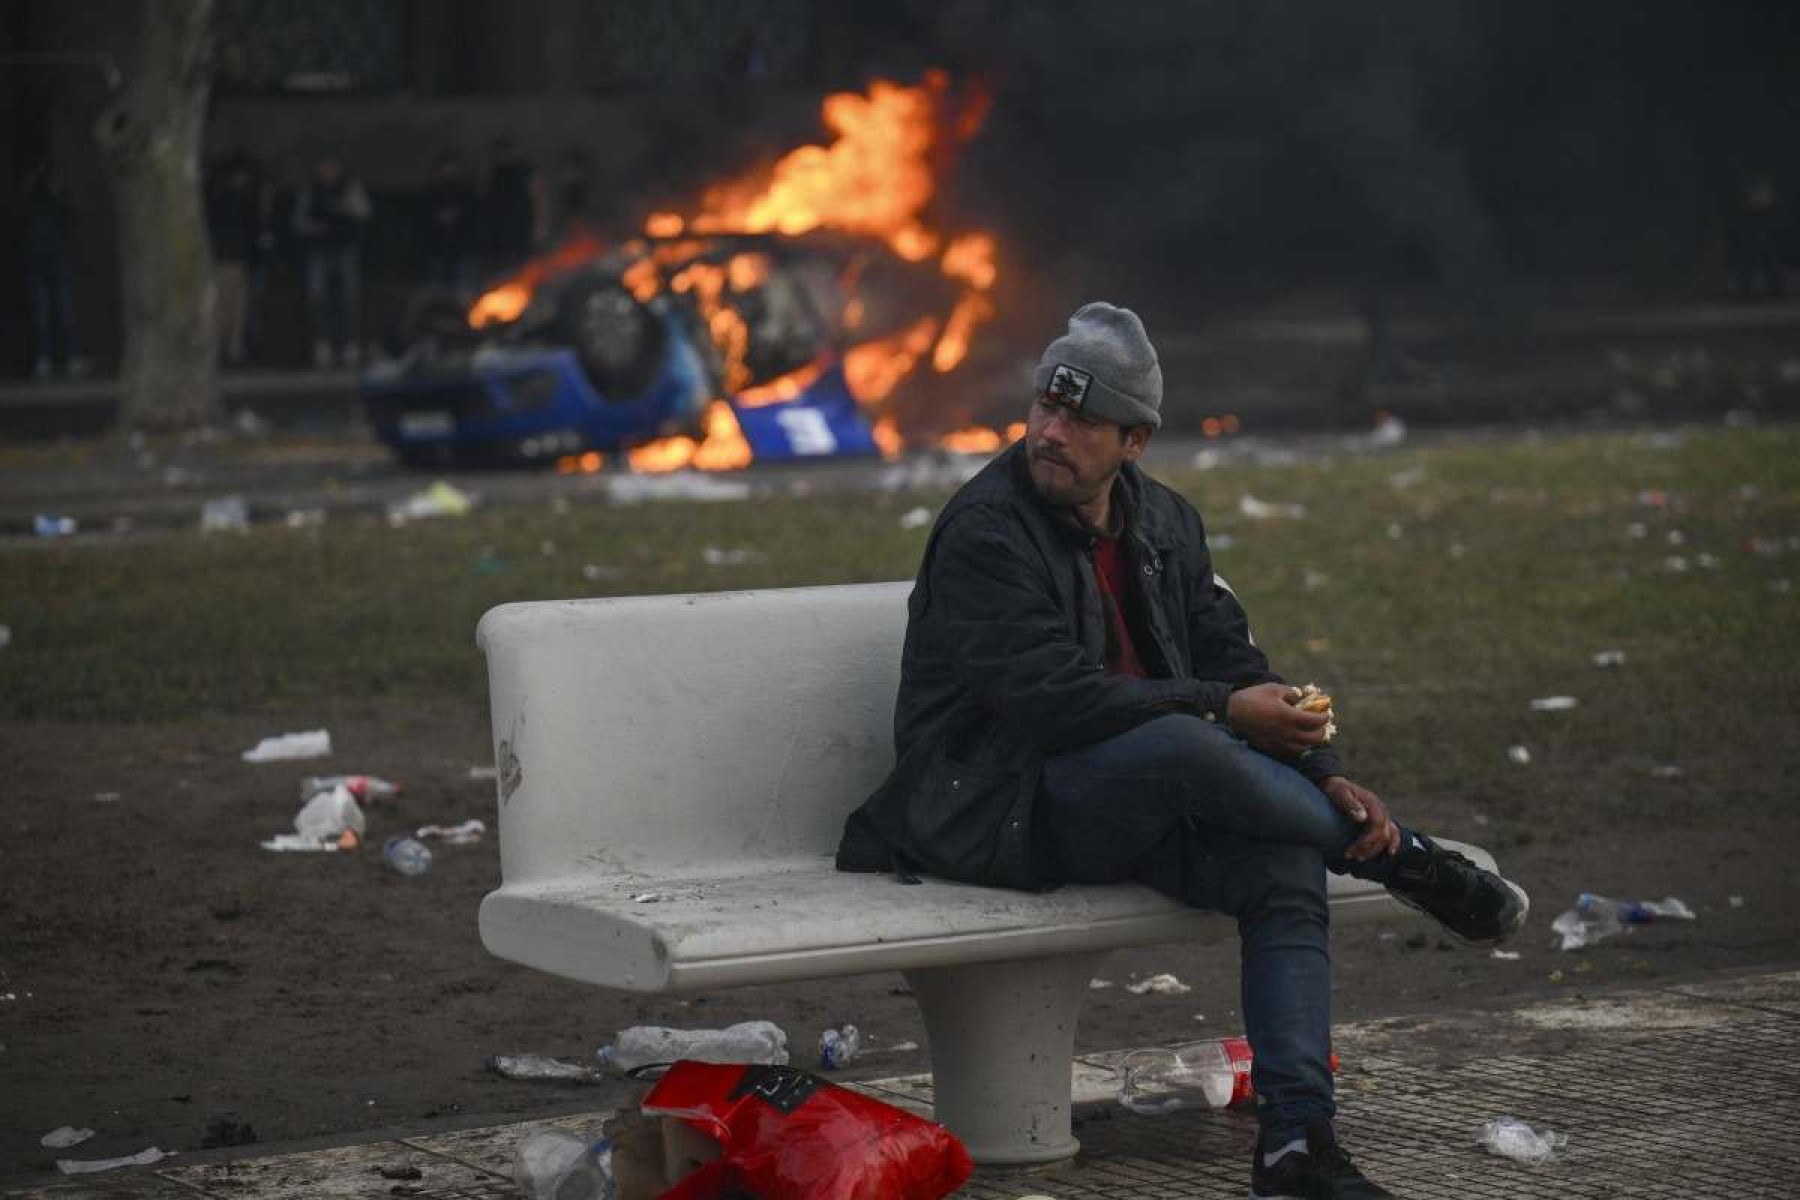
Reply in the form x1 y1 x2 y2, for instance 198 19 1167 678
1212 840 1327 923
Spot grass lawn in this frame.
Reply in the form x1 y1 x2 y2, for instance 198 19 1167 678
6 427 1797 800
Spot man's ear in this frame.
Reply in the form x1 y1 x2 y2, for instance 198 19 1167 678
1121 425 1152 461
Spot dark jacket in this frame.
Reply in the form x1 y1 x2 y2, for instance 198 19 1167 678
837 441 1343 890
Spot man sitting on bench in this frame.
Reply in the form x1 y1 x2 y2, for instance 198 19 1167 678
838 302 1529 1200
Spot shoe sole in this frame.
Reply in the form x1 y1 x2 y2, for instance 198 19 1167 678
1393 875 1530 947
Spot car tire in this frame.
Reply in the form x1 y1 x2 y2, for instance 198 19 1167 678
557 279 666 399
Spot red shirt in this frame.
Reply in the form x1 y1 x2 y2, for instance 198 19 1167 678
1092 534 1147 678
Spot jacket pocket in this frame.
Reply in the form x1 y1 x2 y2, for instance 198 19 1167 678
905 752 1021 884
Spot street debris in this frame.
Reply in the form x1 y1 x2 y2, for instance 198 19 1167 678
382 836 433 876
1650 764 1684 779
1477 1117 1565 1164
416 819 485 844
1507 745 1532 765
1552 893 1695 950
1089 978 1114 989
1126 973 1191 996
1528 696 1578 712
819 1024 861 1069
1237 494 1307 520
1491 950 1521 961
468 764 499 781
604 472 753 504
630 892 663 903
259 833 345 853
899 506 933 530
513 1127 613 1200
388 480 475 524
702 545 767 566
302 774 400 803
1388 466 1427 489
33 514 78 537
242 729 332 762
56 1147 171 1175
1590 650 1627 668
200 495 250 534
488 1054 605 1084
295 785 367 841
40 1127 93 1149
598 1020 789 1073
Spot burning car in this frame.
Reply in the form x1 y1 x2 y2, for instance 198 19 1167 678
363 72 1010 473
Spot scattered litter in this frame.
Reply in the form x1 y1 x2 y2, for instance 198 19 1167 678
1552 893 1695 950
301 774 400 803
630 892 663 904
598 1020 789 1072
488 1054 604 1083
416 819 484 844
1448 542 1467 559
1626 521 1648 539
513 1127 612 1200
1477 1117 1565 1164
1771 579 1793 595
1507 745 1532 765
242 729 331 762
1667 529 1686 546
1363 412 1408 448
40 1127 94 1149
1491 950 1521 961
383 836 432 876
33 514 78 538
1089 978 1114 989
1386 522 1404 540
199 495 250 534
1663 555 1690 573
899 506 933 530
1590 650 1626 668
259 833 342 853
1636 488 1669 509
1528 696 1578 712
294 785 367 841
233 409 270 437
1729 895 1745 908
1210 532 1236 550
284 508 326 528
819 1024 861 1069
1192 448 1222 470
94 791 121 803
604 472 753 503
581 563 626 582
1723 408 1758 428
1695 552 1721 570
1650 764 1683 779
388 480 474 524
56 1148 171 1175
1125 973 1191 996
538 539 556 558
1302 569 1331 591
702 545 767 566
1388 466 1427 489
1238 495 1307 520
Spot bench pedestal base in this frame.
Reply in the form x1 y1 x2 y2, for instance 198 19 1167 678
904 950 1106 1166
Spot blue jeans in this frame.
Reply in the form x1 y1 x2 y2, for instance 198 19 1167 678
1036 714 1408 1138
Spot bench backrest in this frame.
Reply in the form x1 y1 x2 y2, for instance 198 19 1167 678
476 582 911 885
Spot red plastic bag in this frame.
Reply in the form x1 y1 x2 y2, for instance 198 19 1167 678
642 1060 972 1200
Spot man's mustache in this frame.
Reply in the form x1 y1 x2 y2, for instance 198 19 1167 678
1031 445 1075 470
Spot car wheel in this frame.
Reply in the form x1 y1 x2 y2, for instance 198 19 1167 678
558 280 666 398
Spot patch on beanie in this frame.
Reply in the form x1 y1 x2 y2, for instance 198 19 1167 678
1047 363 1093 408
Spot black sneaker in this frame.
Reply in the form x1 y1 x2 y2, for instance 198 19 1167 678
1387 835 1529 946
1250 1121 1396 1199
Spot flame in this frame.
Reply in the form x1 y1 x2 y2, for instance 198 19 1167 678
844 317 939 406
939 426 1006 454
645 212 684 237
932 291 994 373
626 400 751 474
735 360 826 408
872 416 904 460
469 232 604 328
940 233 997 290
556 450 606 474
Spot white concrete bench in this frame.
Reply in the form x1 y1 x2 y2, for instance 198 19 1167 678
476 581 1499 1164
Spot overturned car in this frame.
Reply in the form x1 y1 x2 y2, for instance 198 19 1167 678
361 232 956 469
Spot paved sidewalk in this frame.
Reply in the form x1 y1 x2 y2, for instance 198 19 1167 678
8 969 1798 1198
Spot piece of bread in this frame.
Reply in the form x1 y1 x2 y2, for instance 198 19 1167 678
1295 683 1339 742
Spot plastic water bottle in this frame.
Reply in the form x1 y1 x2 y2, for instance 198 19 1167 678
300 775 402 803
597 1020 788 1073
819 1024 860 1069
512 1128 614 1200
1118 1037 1253 1113
382 836 432 876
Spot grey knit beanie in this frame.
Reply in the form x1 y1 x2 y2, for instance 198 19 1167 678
1031 302 1162 429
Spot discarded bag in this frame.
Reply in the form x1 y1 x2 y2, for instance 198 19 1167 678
642 1060 971 1200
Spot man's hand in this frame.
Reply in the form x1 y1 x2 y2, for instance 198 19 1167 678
1320 776 1400 861
1225 682 1331 757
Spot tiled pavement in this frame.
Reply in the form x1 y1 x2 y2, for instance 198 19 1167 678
8 969 1798 1198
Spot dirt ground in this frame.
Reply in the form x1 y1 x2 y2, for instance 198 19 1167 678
4 692 1798 1178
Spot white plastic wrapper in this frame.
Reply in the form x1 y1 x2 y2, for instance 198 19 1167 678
1478 1117 1565 1164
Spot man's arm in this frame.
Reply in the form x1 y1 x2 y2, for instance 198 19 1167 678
928 508 1221 753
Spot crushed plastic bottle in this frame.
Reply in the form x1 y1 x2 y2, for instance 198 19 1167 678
819 1024 861 1069
489 1054 603 1084
300 774 402 803
1551 892 1696 950
382 836 432 876
1477 1116 1565 1163
1118 1037 1253 1112
597 1020 788 1074
512 1128 614 1200
293 786 366 841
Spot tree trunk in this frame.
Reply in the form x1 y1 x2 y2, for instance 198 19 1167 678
94 0 218 431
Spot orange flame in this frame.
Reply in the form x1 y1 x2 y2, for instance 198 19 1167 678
626 400 752 474
844 316 939 406
939 426 1006 454
469 232 605 328
872 416 904 460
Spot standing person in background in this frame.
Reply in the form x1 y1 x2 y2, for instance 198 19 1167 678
21 158 89 381
483 137 542 273
293 155 372 369
206 149 264 366
417 149 479 296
